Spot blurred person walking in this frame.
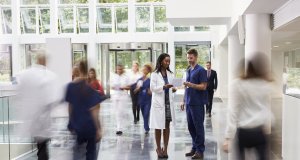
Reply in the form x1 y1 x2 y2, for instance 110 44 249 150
150 53 177 159
15 54 61 160
65 61 105 160
134 64 153 135
111 64 131 135
129 62 143 124
205 61 218 117
181 48 208 159
223 53 273 160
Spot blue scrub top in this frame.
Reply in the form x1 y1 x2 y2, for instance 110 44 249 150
185 64 208 105
137 77 152 106
65 80 106 138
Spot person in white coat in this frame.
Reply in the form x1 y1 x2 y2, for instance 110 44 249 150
150 53 176 159
111 64 130 135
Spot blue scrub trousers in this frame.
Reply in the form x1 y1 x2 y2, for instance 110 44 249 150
140 103 151 131
186 104 205 153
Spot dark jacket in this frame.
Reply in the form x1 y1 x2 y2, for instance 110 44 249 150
207 69 218 91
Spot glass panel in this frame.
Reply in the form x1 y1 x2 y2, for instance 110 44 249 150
1 8 12 34
154 6 167 32
115 7 128 32
59 0 89 4
0 45 11 82
77 7 89 33
39 8 50 33
20 8 37 34
21 0 49 5
174 26 190 32
97 7 112 33
0 0 11 5
284 49 300 96
136 0 164 2
134 50 151 67
135 6 150 32
194 26 210 31
175 44 210 78
99 0 127 3
59 8 74 33
72 44 87 66
24 44 45 67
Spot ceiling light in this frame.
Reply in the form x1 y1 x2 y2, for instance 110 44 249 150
273 46 279 48
285 42 292 44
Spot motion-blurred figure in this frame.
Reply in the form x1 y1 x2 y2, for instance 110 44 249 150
65 61 105 160
223 53 273 160
15 54 60 160
129 62 142 124
134 64 152 134
111 64 130 135
88 68 104 96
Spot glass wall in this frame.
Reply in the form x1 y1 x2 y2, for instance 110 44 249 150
283 49 300 97
135 6 150 32
175 26 210 32
24 44 45 68
175 43 211 78
0 0 12 34
0 44 11 82
20 0 50 34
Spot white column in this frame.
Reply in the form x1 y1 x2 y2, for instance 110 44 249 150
11 0 21 75
87 0 97 69
50 0 58 34
167 22 175 72
228 35 244 82
245 14 271 61
245 14 272 134
128 0 135 34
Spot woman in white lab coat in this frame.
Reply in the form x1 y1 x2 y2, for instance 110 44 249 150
150 53 176 159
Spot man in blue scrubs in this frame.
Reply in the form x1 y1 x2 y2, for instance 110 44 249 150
181 48 208 159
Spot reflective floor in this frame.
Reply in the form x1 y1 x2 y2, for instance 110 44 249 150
19 96 282 160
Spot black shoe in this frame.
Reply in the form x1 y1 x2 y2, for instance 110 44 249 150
134 120 137 124
185 150 195 157
116 131 123 135
145 131 149 135
191 152 203 159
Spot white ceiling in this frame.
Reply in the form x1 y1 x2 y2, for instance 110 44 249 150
272 17 300 52
245 0 289 14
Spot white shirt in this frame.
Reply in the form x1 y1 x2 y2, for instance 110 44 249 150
111 73 130 99
128 71 142 85
14 64 60 138
225 78 273 139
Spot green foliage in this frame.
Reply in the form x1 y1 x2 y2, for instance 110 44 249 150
136 7 150 32
154 6 167 32
115 7 128 32
287 68 300 89
60 0 88 4
0 0 11 5
98 8 112 32
99 0 127 3
136 0 164 2
194 26 210 31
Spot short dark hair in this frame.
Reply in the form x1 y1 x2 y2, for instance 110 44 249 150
187 48 198 57
206 61 211 65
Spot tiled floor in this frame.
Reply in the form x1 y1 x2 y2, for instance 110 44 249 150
18 96 283 160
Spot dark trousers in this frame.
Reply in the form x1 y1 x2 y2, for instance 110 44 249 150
73 136 97 160
206 89 214 114
186 105 205 153
130 89 140 121
37 139 49 160
237 126 268 160
140 103 151 131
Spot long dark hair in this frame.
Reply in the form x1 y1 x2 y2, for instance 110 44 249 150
240 53 273 81
155 53 173 73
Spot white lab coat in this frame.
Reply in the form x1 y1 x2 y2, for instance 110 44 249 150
149 71 176 129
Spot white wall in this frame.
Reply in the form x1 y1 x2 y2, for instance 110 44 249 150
271 52 284 98
282 95 300 159
214 45 228 98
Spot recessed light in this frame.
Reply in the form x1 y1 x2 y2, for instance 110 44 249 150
273 46 279 48
285 42 292 44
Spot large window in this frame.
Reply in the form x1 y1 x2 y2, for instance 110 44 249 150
99 0 127 3
154 6 167 32
115 6 128 32
0 7 12 34
283 49 300 97
0 44 12 82
58 0 89 34
136 0 164 2
97 7 112 32
175 43 211 78
135 6 150 32
20 0 50 34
